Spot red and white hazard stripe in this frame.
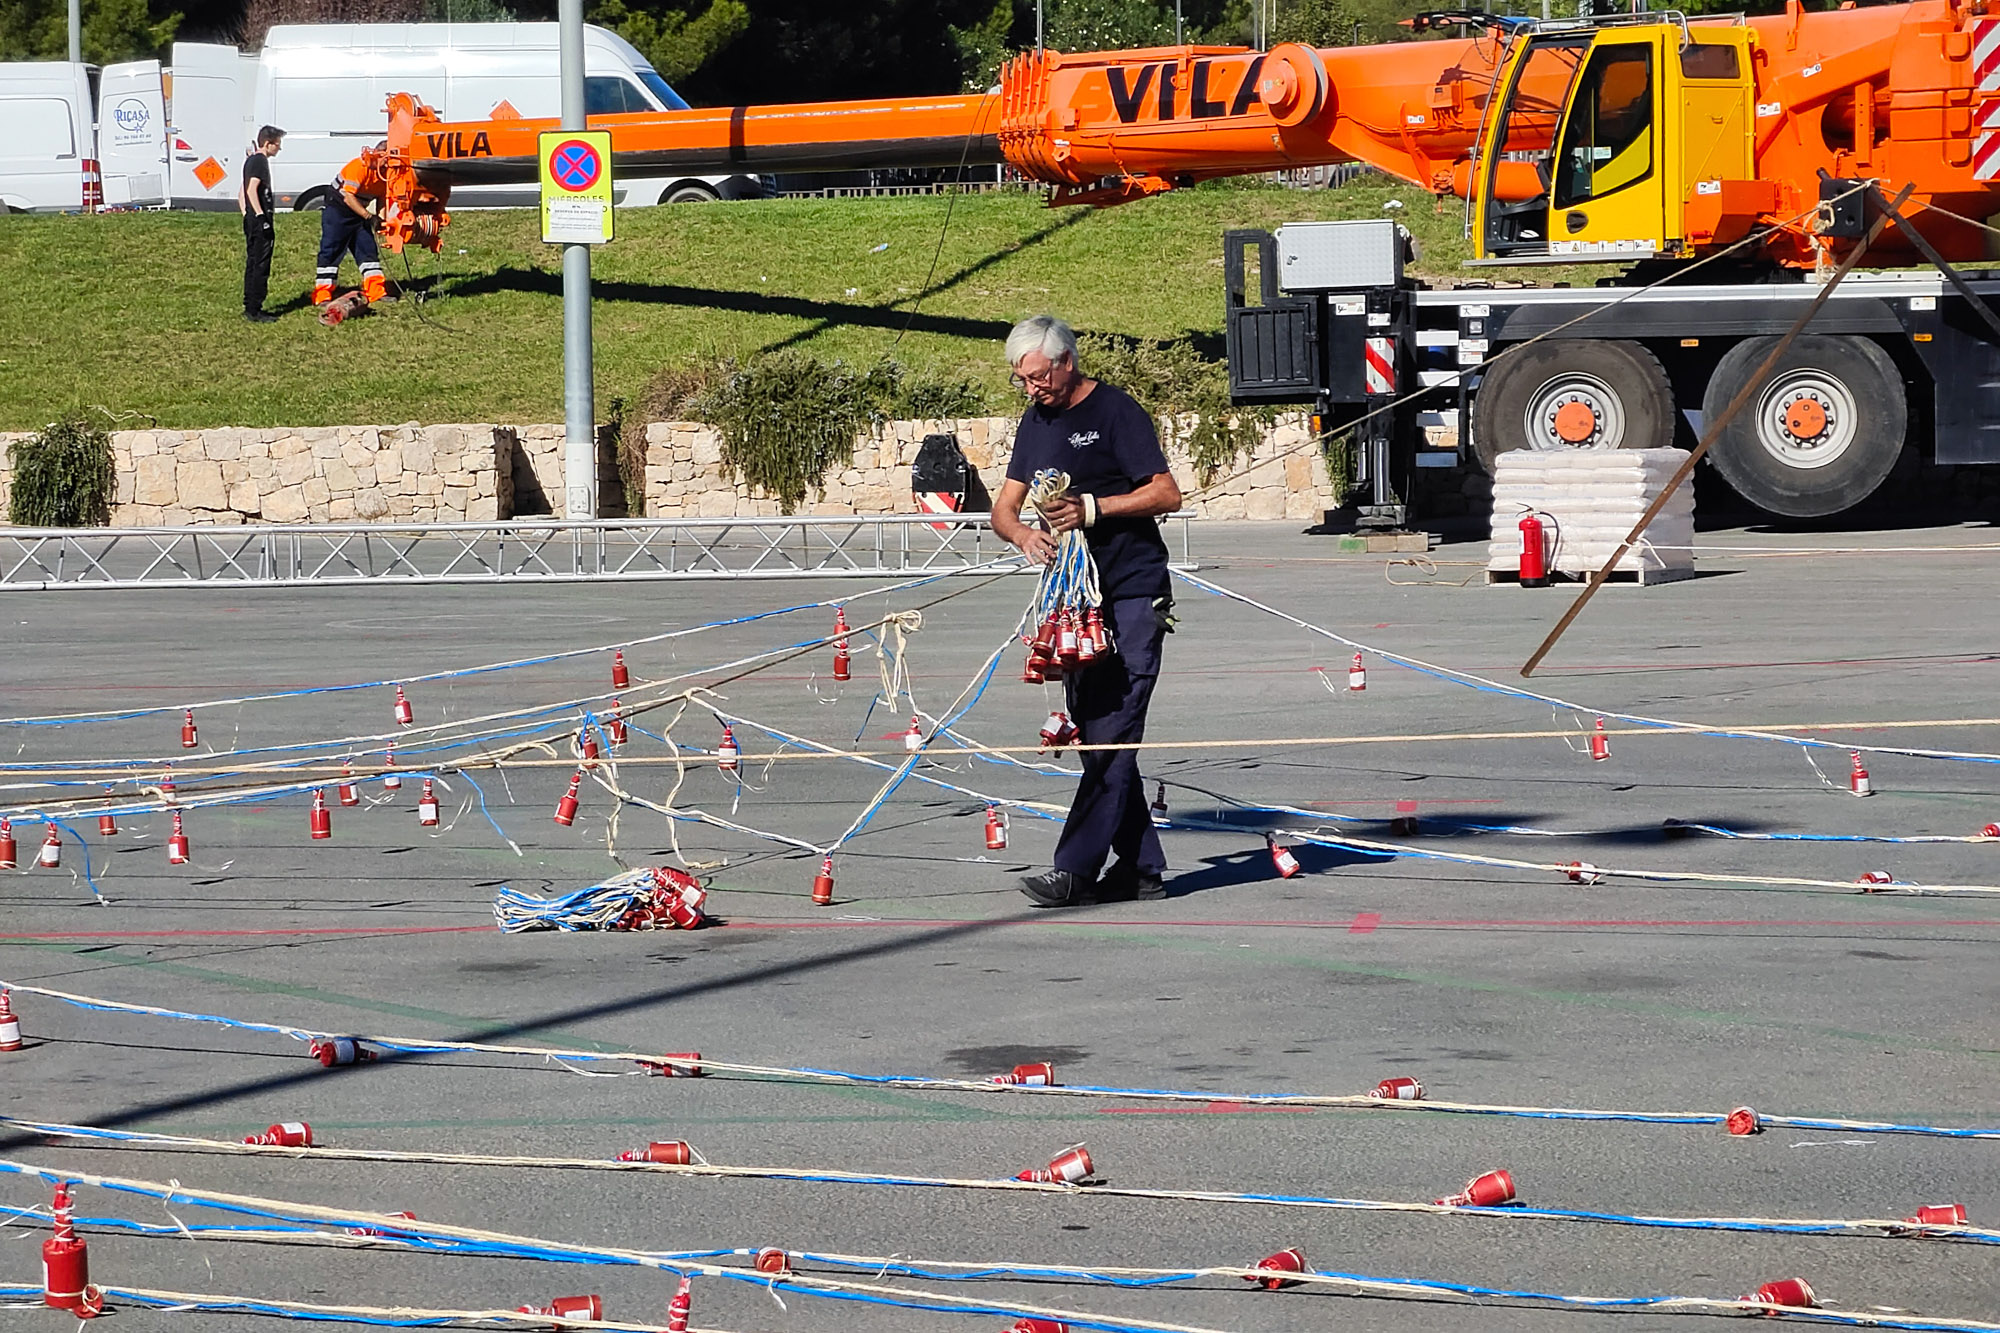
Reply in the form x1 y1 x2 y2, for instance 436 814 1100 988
914 490 961 532
1364 337 1395 396
1976 95 2000 180
1976 17 2000 91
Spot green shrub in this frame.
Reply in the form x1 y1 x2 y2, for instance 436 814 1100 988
1078 333 1273 485
8 414 114 527
1320 426 1355 508
630 352 993 514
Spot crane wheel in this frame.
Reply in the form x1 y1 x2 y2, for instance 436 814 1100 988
1471 339 1674 473
1702 334 1905 518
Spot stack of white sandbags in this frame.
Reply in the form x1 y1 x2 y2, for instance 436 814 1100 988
1487 448 1695 583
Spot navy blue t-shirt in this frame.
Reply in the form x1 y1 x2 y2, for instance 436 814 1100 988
1006 382 1172 602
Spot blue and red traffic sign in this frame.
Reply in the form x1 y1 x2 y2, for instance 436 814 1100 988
548 139 602 192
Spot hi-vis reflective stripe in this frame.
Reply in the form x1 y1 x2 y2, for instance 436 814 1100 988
1976 17 2000 89
1364 337 1395 395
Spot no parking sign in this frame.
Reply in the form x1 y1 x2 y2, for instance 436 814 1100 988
539 131 614 245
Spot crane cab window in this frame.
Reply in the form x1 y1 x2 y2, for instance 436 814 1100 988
1679 42 1739 80
1553 43 1653 208
1480 35 1590 254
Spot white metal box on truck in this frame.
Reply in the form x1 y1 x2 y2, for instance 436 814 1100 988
253 23 761 210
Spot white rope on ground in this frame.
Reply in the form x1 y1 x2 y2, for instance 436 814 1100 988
2 1165 1996 1332
699 704 1071 814
5 983 1998 1138
1175 568 2000 765
0 564 1022 730
0 1161 1237 1333
1266 824 2000 897
0 601 950 781
9 1119 1995 1246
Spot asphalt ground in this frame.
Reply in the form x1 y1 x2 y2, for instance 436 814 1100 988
3 520 1999 1333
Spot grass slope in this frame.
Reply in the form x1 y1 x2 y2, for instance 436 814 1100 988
0 180 1499 430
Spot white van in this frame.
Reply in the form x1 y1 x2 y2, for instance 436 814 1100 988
0 60 167 212
247 24 762 210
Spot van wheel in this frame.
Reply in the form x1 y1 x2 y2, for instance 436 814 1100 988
1702 335 1904 518
1471 339 1675 472
665 183 719 204
294 188 331 212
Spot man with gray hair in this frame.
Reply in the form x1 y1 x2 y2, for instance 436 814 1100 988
991 315 1184 907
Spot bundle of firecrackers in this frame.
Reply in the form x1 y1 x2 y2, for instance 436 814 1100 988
1021 606 1111 684
491 866 709 933
614 867 709 931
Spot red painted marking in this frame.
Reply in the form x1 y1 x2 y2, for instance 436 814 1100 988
1349 912 1381 934
704 916 2000 931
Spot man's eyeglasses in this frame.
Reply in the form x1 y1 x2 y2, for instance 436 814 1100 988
1010 358 1070 391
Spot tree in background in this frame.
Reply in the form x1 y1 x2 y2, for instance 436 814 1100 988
948 0 1011 90
0 0 181 62
587 0 747 83
1042 0 1174 48
239 0 515 47
1270 0 1365 45
685 0 1000 103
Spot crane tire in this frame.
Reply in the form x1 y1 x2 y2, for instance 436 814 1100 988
1471 338 1675 473
1702 334 1905 519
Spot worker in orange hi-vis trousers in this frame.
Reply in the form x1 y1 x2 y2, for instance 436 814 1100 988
314 145 389 307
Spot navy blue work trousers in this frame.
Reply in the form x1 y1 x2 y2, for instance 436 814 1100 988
316 205 381 287
1053 593 1167 880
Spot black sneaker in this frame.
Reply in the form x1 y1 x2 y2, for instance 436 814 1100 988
244 310 279 323
1096 861 1166 902
1019 868 1087 908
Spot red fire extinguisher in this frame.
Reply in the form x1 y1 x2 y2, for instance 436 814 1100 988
1518 511 1548 588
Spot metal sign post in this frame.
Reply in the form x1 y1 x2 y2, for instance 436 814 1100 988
557 0 598 521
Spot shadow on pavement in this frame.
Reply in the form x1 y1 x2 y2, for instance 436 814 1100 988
0 911 1035 1155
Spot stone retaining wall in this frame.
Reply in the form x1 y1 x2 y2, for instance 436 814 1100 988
0 413 1337 525
642 413 1337 520
0 425 511 526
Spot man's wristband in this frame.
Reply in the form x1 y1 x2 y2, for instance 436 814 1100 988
1079 494 1097 528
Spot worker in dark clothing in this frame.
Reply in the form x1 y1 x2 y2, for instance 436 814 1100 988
239 126 284 322
315 145 388 307
991 315 1185 908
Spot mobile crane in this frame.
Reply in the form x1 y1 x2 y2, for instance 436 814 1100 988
373 0 2000 518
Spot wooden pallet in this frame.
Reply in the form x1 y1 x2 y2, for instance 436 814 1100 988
1336 531 1434 553
1485 564 1695 587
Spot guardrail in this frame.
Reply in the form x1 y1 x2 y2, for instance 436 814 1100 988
0 513 1198 590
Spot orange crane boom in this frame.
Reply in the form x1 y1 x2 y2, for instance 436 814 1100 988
380 0 2000 269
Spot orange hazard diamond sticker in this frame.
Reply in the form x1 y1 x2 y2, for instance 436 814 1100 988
193 156 226 191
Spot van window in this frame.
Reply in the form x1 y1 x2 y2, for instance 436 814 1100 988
633 69 690 111
3 99 77 158
585 76 648 115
